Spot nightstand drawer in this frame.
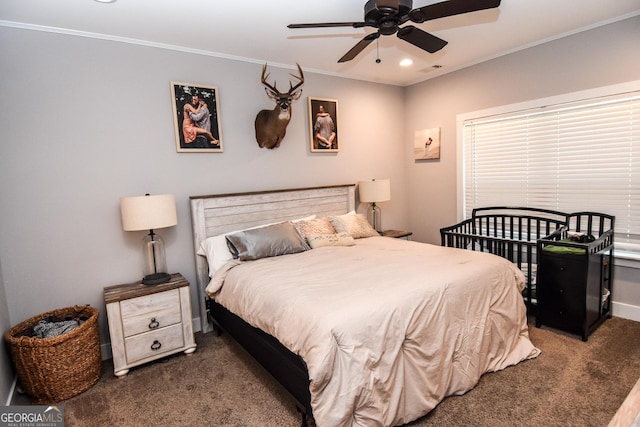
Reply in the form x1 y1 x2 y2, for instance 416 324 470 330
120 289 182 337
104 273 197 376
124 323 185 364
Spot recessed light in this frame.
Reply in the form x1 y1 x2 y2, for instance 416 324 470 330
400 58 413 67
94 0 117 3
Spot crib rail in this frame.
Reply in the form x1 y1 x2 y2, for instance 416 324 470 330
441 208 614 312
471 207 567 242
440 226 538 305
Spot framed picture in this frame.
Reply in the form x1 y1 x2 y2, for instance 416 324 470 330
414 127 441 160
171 82 223 152
308 97 338 152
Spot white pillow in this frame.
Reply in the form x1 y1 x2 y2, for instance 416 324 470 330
329 213 379 238
197 215 316 276
197 234 234 274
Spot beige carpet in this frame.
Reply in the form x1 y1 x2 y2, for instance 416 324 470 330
19 316 640 427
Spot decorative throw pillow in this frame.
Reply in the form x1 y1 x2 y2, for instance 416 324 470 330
295 217 337 241
226 221 309 261
306 232 356 249
329 213 380 239
197 215 315 276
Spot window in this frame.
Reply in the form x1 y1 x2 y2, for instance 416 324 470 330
459 82 640 258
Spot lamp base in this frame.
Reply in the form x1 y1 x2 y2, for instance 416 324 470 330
367 203 383 234
142 272 171 285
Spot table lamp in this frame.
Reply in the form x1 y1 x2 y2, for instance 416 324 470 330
120 194 177 285
358 179 391 233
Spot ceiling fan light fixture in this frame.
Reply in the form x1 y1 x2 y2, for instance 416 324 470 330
379 20 398 35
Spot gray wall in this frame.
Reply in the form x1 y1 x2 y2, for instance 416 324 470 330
0 260 13 404
0 27 407 352
403 16 640 317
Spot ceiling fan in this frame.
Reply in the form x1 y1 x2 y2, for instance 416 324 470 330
288 0 501 63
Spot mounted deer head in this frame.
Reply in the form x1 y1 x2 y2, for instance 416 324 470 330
254 63 304 149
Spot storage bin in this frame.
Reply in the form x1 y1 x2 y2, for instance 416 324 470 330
4 305 101 403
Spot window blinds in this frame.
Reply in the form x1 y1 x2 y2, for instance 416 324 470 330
462 91 640 251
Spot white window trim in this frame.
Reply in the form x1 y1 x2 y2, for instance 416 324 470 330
456 79 640 268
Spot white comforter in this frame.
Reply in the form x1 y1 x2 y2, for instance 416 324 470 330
207 237 540 427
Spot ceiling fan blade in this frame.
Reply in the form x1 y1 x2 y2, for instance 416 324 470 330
397 25 448 53
338 32 380 63
288 22 366 29
409 0 501 23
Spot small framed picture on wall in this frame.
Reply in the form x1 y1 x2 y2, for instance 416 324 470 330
414 127 441 160
308 97 338 152
171 82 223 153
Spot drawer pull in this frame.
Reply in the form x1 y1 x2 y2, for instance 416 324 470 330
151 340 162 351
148 318 160 329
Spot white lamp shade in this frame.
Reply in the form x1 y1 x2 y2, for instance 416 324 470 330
120 194 177 231
358 179 391 203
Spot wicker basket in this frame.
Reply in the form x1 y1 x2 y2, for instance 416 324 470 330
4 305 101 403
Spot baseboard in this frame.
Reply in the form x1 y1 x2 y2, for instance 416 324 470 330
612 301 640 322
5 376 17 406
193 316 202 333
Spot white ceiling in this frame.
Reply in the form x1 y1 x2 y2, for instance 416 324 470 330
1 0 639 86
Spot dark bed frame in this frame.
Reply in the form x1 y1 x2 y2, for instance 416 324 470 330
190 185 357 423
208 299 312 415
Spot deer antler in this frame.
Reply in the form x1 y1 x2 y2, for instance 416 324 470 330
261 64 279 94
288 63 304 94
261 63 304 95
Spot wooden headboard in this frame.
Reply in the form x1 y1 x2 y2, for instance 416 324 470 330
189 184 356 332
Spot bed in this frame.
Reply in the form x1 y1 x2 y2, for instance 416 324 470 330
190 185 540 426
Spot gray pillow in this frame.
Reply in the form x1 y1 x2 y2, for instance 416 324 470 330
225 221 309 261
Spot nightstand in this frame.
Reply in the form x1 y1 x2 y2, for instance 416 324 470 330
382 230 413 240
104 273 197 377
